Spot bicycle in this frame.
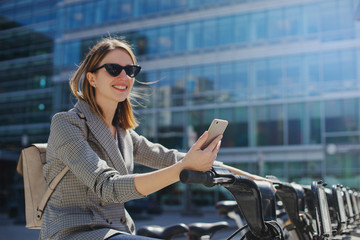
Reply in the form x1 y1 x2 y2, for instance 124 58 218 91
179 166 284 240
270 177 315 240
137 166 284 239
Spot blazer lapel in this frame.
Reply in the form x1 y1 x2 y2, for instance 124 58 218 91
74 100 128 175
117 128 134 174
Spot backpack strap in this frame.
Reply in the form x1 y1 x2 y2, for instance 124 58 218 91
36 112 87 220
36 166 69 220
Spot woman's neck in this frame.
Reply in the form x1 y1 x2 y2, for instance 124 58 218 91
97 99 117 129
102 105 117 139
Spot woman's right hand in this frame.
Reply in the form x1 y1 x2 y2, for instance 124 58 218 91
180 131 222 172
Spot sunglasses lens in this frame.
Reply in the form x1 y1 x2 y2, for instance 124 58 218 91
125 66 141 78
104 64 121 77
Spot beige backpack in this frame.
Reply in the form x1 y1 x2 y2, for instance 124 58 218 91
16 112 86 229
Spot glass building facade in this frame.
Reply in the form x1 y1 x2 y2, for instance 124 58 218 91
1 0 360 210
0 0 56 212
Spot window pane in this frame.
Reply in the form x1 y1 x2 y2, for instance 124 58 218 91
303 3 319 35
158 26 173 54
174 24 187 52
323 52 340 82
234 14 250 43
320 1 338 32
327 153 360 179
288 103 304 145
188 21 202 50
186 65 215 105
219 107 248 147
158 111 184 149
202 64 216 104
143 28 158 55
84 2 96 26
158 69 172 108
203 19 217 47
119 0 133 19
108 0 121 21
288 161 322 180
341 50 356 84
251 11 267 41
95 0 106 24
172 68 186 106
264 162 286 179
339 1 355 39
284 55 304 97
218 62 234 103
186 65 201 105
218 16 233 45
284 6 302 37
308 102 321 144
255 105 284 146
325 99 358 132
234 61 249 101
268 58 282 86
137 113 156 142
268 58 282 98
254 60 268 87
305 54 321 95
157 68 185 107
137 71 157 108
268 9 283 40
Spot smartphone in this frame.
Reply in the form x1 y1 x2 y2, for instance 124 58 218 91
201 119 228 150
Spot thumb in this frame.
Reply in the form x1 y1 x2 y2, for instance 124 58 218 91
191 131 208 150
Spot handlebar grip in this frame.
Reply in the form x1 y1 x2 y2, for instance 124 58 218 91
179 169 214 187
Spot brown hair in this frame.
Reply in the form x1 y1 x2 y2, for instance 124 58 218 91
69 37 138 129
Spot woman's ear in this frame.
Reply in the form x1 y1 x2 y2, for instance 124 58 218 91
86 72 96 88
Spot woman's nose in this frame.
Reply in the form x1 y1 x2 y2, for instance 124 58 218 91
119 69 127 78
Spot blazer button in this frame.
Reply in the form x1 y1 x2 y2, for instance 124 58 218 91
106 219 112 224
99 201 105 207
120 217 126 224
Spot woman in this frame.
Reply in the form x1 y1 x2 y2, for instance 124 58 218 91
41 37 269 240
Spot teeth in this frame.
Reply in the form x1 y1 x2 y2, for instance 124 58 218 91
113 85 126 90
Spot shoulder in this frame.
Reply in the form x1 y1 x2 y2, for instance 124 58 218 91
52 110 81 124
50 110 85 134
128 129 143 141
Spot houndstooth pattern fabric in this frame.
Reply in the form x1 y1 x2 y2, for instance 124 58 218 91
40 100 185 240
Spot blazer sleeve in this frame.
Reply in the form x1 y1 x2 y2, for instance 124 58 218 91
46 112 144 203
129 130 186 169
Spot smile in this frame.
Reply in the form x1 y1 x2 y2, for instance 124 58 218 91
113 85 127 90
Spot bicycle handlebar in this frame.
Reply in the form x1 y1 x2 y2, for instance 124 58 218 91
179 169 216 187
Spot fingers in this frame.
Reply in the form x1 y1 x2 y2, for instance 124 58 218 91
183 131 223 172
204 134 223 152
191 131 208 150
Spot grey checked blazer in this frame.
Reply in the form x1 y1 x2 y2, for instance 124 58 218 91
40 100 185 240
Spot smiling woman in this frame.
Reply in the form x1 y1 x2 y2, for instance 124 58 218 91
40 37 225 240
41 37 267 240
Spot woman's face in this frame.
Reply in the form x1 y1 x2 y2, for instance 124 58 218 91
88 49 135 108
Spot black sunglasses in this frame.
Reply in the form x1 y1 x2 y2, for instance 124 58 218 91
92 63 141 78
